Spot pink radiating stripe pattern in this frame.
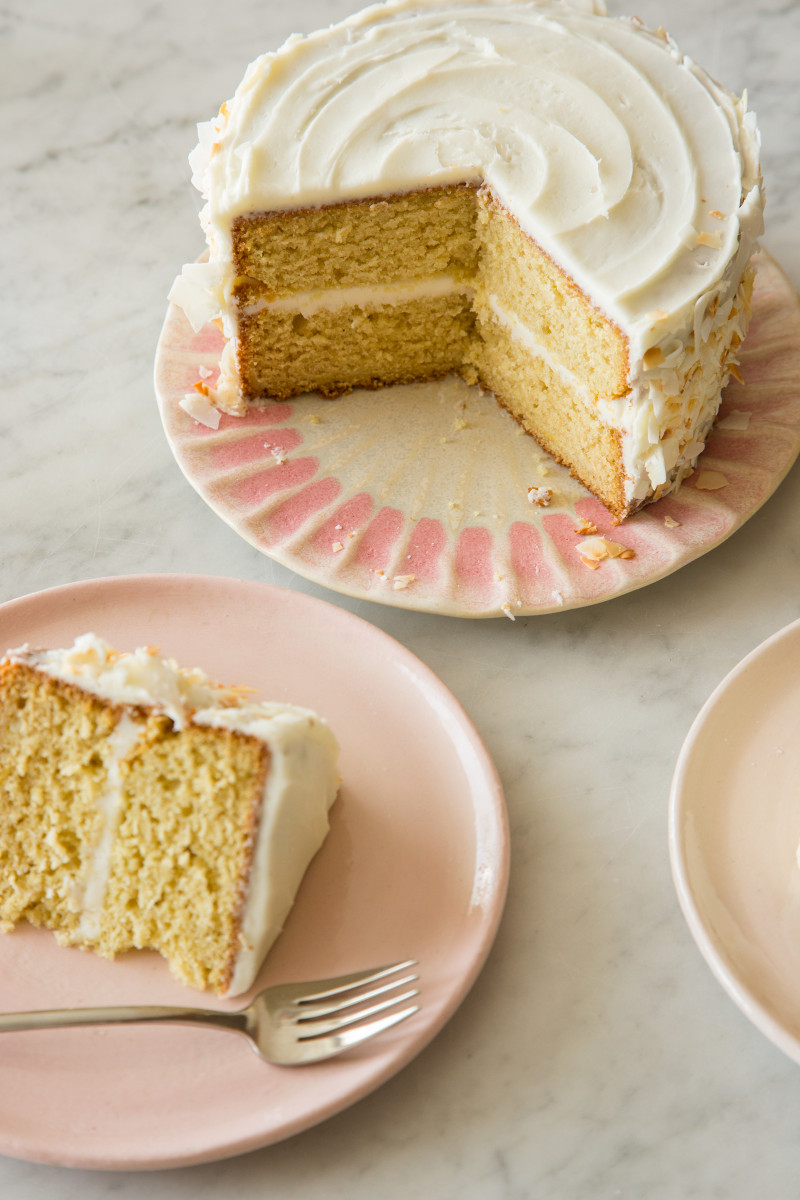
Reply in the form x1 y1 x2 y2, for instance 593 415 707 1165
221 458 319 510
205 429 303 471
256 477 342 546
179 404 294 441
307 493 375 557
351 507 406 573
454 526 496 603
507 521 567 606
401 518 448 585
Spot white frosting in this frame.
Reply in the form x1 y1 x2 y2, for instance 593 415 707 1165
174 0 763 510
74 714 141 940
7 635 339 996
242 275 471 319
194 706 338 995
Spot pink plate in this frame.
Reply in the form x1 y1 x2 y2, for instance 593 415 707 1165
155 251 800 618
0 575 508 1169
669 618 800 1066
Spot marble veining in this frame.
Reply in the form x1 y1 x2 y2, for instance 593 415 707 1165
2 0 800 1195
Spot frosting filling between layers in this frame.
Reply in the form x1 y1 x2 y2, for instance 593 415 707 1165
239 275 473 318
73 714 141 941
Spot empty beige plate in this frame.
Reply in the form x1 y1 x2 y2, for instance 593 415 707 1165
669 617 800 1063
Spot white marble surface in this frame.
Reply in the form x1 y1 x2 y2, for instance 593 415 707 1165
3 0 800 1193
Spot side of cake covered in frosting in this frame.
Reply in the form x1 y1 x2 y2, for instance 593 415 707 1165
0 635 339 996
171 0 763 520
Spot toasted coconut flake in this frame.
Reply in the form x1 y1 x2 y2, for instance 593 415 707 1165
577 537 610 561
179 391 221 429
664 515 681 528
576 537 634 564
392 574 415 590
696 230 723 248
501 603 516 621
527 486 553 507
727 363 745 385
332 541 344 553
709 209 725 219
716 409 751 431
580 556 600 571
695 470 729 491
643 346 665 370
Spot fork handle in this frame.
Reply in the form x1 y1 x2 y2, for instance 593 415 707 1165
0 1003 249 1036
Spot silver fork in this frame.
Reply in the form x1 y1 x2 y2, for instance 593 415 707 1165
0 960 420 1065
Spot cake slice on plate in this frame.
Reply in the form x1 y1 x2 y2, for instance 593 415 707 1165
0 634 339 996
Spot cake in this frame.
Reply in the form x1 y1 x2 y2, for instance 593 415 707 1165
170 0 763 520
0 635 339 996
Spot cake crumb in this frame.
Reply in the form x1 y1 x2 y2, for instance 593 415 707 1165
307 413 321 424
695 470 729 491
664 515 681 528
538 462 550 477
709 209 725 219
527 486 552 507
574 518 597 536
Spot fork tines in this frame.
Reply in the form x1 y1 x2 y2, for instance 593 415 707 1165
294 960 420 1044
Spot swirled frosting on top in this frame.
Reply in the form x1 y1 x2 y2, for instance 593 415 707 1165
189 0 762 340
